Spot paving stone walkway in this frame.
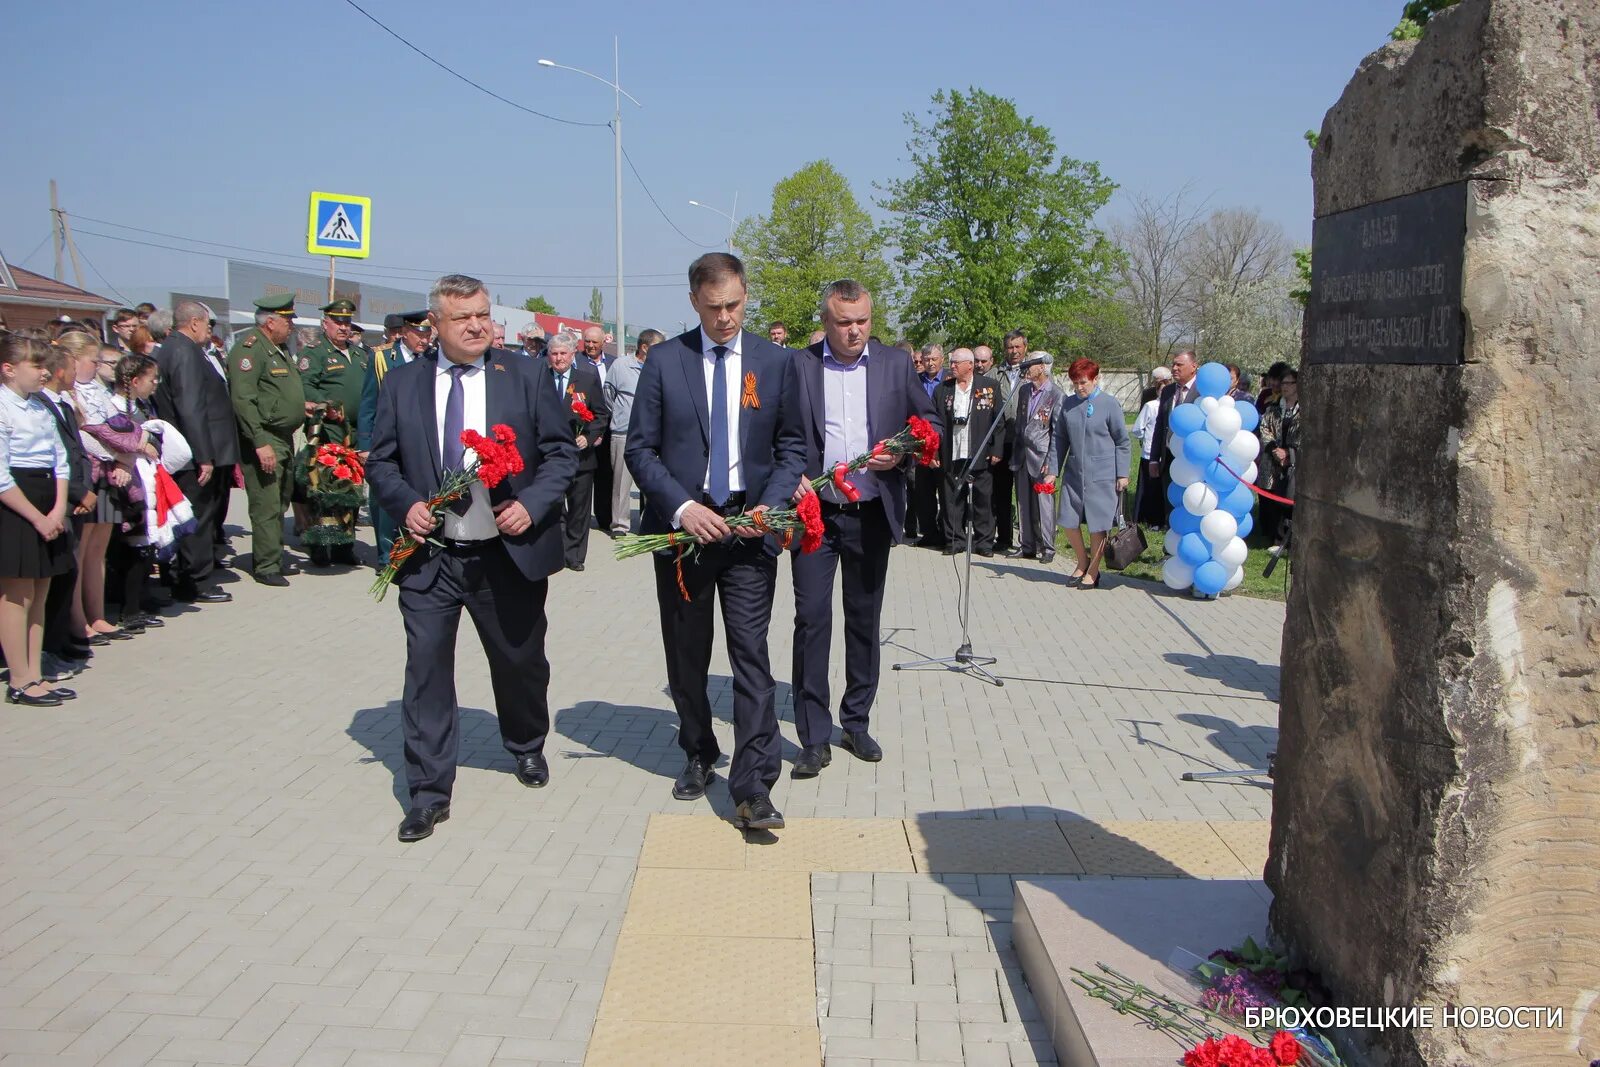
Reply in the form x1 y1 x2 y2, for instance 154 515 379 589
0 507 1281 1066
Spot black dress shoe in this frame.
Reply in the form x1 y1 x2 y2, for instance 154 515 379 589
117 622 147 635
44 686 76 701
125 614 164 628
397 803 450 842
189 589 233 604
1004 547 1030 559
942 546 960 556
254 573 290 587
514 753 549 788
977 548 995 558
1039 551 1055 564
566 562 585 572
790 743 832 779
5 685 62 707
672 756 716 801
840 730 884 762
733 792 785 831
280 562 302 576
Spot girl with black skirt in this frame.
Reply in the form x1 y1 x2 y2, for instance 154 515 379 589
0 335 76 706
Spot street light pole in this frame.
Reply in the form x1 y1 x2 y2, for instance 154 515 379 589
687 194 739 252
538 41 640 355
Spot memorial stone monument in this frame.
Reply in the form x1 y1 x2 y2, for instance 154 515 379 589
1270 0 1599 1064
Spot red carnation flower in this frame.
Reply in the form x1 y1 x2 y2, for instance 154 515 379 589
334 464 354 480
1269 1032 1301 1066
571 399 595 423
492 423 516 445
907 415 940 466
795 491 825 554
1183 1038 1223 1067
1032 481 1056 495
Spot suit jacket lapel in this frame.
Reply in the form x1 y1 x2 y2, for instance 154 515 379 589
420 352 442 481
738 336 754 457
865 342 890 444
682 328 709 445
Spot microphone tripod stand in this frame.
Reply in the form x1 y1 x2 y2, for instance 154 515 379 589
893 399 1004 688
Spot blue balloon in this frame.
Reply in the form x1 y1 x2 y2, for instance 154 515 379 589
1237 401 1260 433
1178 532 1212 567
1222 482 1255 517
1193 560 1229 596
1183 430 1222 466
1235 512 1254 539
1167 479 1188 508
1170 404 1206 438
1194 363 1231 399
1203 458 1236 493
1169 508 1202 536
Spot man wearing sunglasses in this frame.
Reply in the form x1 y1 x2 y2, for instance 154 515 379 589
359 309 434 566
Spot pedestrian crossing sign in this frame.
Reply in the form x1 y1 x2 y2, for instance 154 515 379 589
306 191 372 258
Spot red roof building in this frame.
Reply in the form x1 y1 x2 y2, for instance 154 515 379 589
0 252 120 333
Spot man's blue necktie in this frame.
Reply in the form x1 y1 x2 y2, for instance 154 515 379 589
708 345 729 505
555 371 567 397
443 364 470 469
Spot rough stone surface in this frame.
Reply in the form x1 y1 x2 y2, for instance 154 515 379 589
1274 2 1600 1065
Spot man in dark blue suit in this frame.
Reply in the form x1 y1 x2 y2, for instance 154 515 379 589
367 274 578 843
624 253 806 830
788 281 939 778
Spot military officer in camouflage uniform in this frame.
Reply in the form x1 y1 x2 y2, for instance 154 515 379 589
228 293 310 587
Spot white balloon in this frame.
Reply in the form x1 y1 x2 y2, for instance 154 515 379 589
1220 395 1237 407
1200 510 1238 545
1199 396 1220 415
1242 462 1259 484
1165 532 1179 555
1182 482 1219 516
1225 431 1261 465
1206 407 1243 442
1215 536 1249 569
1162 557 1195 590
1224 565 1245 591
1169 454 1202 487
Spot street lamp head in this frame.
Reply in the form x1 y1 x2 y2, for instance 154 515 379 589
537 59 555 67
688 200 703 208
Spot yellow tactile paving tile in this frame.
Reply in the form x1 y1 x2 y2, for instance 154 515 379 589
598 934 817 1026
742 818 916 872
637 813 747 870
621 868 813 940
1209 821 1272 874
1063 820 1253 877
906 819 1086 874
585 1021 819 1067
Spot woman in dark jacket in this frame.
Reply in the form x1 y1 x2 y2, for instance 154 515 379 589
1256 368 1299 552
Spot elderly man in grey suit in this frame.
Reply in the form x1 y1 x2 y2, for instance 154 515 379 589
1006 353 1062 564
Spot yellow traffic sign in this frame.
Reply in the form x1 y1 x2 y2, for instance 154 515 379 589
307 191 372 258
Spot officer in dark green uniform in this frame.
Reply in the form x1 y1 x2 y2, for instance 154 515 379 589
299 299 369 445
228 293 309 586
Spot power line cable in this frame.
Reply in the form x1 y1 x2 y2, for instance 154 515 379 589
621 146 724 250
338 0 607 128
14 232 52 270
72 243 134 305
66 213 681 282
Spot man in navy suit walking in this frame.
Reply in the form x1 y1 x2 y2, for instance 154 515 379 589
367 274 578 843
625 253 806 830
788 281 939 777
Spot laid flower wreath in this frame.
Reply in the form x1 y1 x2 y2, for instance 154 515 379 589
614 416 940 599
370 424 524 601
295 442 367 549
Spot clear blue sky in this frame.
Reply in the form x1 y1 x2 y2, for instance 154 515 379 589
3 0 1401 333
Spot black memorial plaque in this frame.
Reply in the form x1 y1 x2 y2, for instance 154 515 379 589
1305 181 1466 365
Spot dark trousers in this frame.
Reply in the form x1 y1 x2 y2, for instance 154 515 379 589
791 503 892 747
903 468 920 540
912 466 942 543
172 468 218 587
653 539 780 803
43 519 82 656
562 468 596 566
397 541 551 809
592 439 613 531
941 461 995 551
214 474 233 552
992 461 1015 549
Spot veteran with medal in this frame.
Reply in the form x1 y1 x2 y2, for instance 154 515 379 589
228 293 313 586
298 299 370 565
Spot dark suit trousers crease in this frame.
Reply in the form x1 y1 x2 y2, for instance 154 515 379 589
592 440 613 530
562 468 596 565
653 540 780 803
992 463 1015 548
912 469 941 542
43 520 82 655
172 468 218 584
942 464 995 551
791 506 891 746
398 541 551 808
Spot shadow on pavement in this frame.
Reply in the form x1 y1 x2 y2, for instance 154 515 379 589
1163 651 1279 699
1175 712 1278 774
348 702 525 810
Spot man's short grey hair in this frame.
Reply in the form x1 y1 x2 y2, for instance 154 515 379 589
546 333 576 354
146 308 173 339
428 273 488 313
174 300 210 328
819 279 871 321
921 343 944 358
949 348 974 364
254 309 275 327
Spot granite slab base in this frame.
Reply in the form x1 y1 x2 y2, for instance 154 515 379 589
1014 878 1272 1067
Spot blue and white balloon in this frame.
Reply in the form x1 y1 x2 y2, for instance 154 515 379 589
1206 405 1243 442
1177 532 1212 567
1237 401 1260 433
1169 454 1203 488
1182 482 1219 516
1194 362 1232 399
1168 508 1202 536
1200 510 1238 546
1193 560 1230 596
1162 556 1196 590
1170 404 1207 438
1215 536 1249 569
1183 430 1221 466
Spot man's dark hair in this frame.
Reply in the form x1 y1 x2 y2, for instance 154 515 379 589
637 328 665 347
688 252 746 292
135 302 157 315
1264 361 1291 382
768 320 787 332
112 308 139 325
1003 329 1027 345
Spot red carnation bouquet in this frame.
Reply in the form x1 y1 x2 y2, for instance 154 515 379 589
1032 481 1056 495
314 442 366 488
1183 1031 1302 1067
369 423 524 601
614 417 940 596
571 397 595 424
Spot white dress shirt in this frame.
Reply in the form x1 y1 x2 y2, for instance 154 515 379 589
952 381 973 461
821 340 877 502
0 385 70 493
433 355 498 541
671 330 746 528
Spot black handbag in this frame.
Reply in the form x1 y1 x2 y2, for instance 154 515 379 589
1101 496 1147 571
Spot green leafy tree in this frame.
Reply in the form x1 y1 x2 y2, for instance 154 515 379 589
522 295 557 315
1289 249 1313 307
733 160 895 337
587 287 605 323
1392 0 1458 39
878 88 1122 348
